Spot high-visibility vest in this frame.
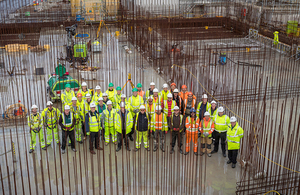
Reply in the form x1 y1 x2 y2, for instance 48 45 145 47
200 118 214 137
152 95 162 108
146 103 155 118
185 117 199 132
81 100 91 117
113 94 122 108
88 112 100 132
150 113 168 131
105 89 117 102
78 89 91 101
179 91 188 102
160 90 170 101
209 107 218 119
184 98 196 113
71 105 83 122
196 102 211 119
103 109 117 129
145 89 154 99
170 114 184 132
28 113 42 131
227 123 244 150
129 95 144 115
115 110 133 134
163 100 176 116
61 90 75 106
214 115 230 132
137 90 145 98
92 91 103 103
62 112 74 131
41 108 61 126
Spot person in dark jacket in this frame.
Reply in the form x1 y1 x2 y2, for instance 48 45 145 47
134 105 150 151
169 106 184 154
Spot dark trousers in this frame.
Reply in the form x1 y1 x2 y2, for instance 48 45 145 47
153 130 165 146
82 122 86 136
62 130 75 150
117 131 129 148
171 131 183 148
228 150 238 164
213 131 227 153
89 132 99 150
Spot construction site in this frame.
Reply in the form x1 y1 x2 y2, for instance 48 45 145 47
1 0 300 194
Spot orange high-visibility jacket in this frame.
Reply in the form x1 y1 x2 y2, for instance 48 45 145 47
185 117 200 132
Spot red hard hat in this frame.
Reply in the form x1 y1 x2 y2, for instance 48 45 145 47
182 85 187 89
77 93 82 97
188 92 193 96
171 83 176 86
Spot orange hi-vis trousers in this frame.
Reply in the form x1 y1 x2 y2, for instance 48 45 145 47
185 131 198 153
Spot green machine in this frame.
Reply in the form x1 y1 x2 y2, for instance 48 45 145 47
46 64 80 102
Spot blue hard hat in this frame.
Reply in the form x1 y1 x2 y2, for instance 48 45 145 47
190 108 196 113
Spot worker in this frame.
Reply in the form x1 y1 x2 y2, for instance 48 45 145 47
160 83 170 101
77 93 84 107
209 100 218 119
151 105 168 152
101 100 117 145
77 93 85 141
211 107 230 157
170 83 176 94
117 94 128 110
85 103 103 154
136 83 145 98
116 102 133 152
59 105 76 154
134 105 150 151
61 83 75 108
179 85 188 103
185 108 199 155
28 105 46 153
82 93 92 137
227 116 244 168
199 112 214 157
183 92 196 117
146 96 155 120
145 82 155 99
41 101 61 146
70 97 83 144
169 106 184 154
78 82 91 101
92 85 102 103
152 88 161 107
162 93 176 130
102 93 109 104
96 97 106 114
113 86 122 109
173 89 182 112
128 88 144 141
105 83 117 104
196 94 211 121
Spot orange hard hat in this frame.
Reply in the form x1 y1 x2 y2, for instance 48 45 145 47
77 93 82 97
171 83 176 86
182 85 187 89
188 92 193 96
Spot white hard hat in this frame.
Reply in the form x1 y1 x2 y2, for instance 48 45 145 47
64 105 70 110
120 102 126 108
211 100 217 104
107 100 112 105
230 116 237 122
204 112 210 116
174 106 179 110
90 102 96 108
150 82 155 86
167 93 173 98
140 105 146 109
95 85 101 90
72 97 77 101
217 107 224 112
98 97 103 101
173 89 179 93
31 105 38 109
153 88 159 93
121 94 126 98
82 82 87 87
202 94 208 99
156 105 162 111
148 96 153 100
86 93 91 98
47 101 53 106
163 83 168 88
103 93 108 97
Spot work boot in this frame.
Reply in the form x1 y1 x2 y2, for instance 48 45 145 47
68 143 71 146
97 147 103 150
79 141 83 144
129 136 134 141
29 149 34 153
161 145 165 152
207 153 212 157
227 160 232 164
170 148 174 154
223 152 226 157
134 148 140 152
200 152 204 156
116 147 121 152
42 147 47 150
127 147 131 151
153 145 158 152
179 148 183 154
72 148 77 152
194 152 198 156
56 142 60 145
145 147 150 151
47 143 51 147
211 150 217 154
184 152 189 155
61 149 65 154
90 150 96 154
232 163 236 168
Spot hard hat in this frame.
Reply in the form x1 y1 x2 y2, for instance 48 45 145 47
132 88 138 92
137 83 142 88
31 105 38 109
156 105 162 111
202 94 208 99
167 93 173 98
173 89 179 93
171 83 176 86
174 106 179 110
150 82 155 86
77 93 82 97
108 83 114 87
47 101 53 106
230 116 237 122
65 83 71 88
64 105 70 110
120 102 126 108
86 93 91 98
90 103 96 108
116 86 121 91
98 97 103 101
204 112 210 116
148 96 153 100
82 82 87 87
190 108 196 113
95 85 101 90
102 93 108 97
140 105 146 109
72 97 77 101
121 94 126 98
181 85 187 89
211 100 217 104
218 107 224 112
107 100 112 105
153 88 159 93
188 92 193 96
163 83 168 88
